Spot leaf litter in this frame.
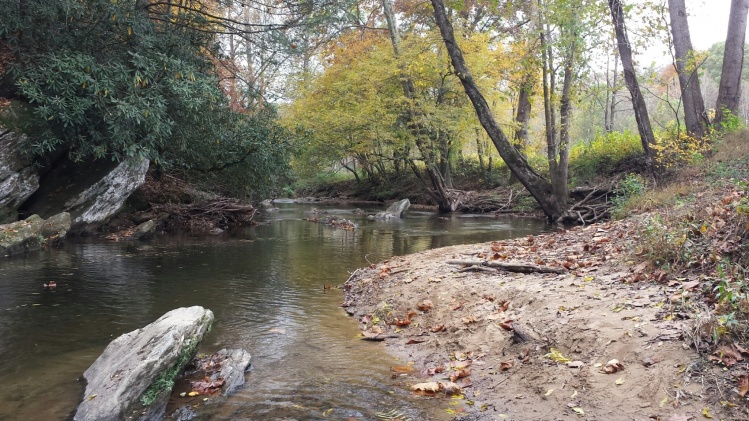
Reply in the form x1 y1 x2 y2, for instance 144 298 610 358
342 220 743 419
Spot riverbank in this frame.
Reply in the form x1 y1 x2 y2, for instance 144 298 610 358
341 131 749 420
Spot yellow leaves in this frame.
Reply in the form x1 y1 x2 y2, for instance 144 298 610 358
545 348 571 363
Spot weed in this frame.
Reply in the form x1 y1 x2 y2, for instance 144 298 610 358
611 173 646 218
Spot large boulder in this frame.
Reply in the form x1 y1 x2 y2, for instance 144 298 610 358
0 130 39 223
0 214 43 255
21 157 149 234
372 198 410 219
74 306 214 421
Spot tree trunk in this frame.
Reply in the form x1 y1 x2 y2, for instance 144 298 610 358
556 41 574 203
608 0 655 160
382 0 457 212
430 0 565 221
716 0 749 127
668 0 707 138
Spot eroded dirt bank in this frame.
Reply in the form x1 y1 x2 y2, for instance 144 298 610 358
342 221 745 421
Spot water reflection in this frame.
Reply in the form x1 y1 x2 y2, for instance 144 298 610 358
0 203 548 420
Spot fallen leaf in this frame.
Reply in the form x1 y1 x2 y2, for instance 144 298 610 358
572 407 584 415
188 391 200 397
545 348 571 363
462 315 477 324
737 374 749 397
406 339 425 345
499 360 514 371
391 365 414 373
430 324 446 333
615 377 625 385
417 300 434 311
701 407 712 418
411 381 441 392
499 320 514 330
544 389 553 396
451 302 465 311
603 359 624 374
450 368 471 382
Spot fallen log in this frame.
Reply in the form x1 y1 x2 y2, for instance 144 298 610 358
446 259 567 275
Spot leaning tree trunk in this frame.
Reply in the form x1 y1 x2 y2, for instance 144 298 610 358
668 0 707 138
608 0 655 161
430 0 565 221
716 0 749 128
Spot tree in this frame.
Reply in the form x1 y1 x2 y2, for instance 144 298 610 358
667 0 707 137
430 0 565 221
716 0 749 127
608 0 655 160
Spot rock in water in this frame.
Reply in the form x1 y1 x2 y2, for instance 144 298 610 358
40 212 71 239
0 214 43 255
372 199 410 219
214 348 252 396
0 130 39 224
74 306 214 421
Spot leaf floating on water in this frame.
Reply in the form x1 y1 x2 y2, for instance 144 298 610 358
188 391 199 397
545 348 571 363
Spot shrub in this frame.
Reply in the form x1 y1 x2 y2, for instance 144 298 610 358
569 130 643 181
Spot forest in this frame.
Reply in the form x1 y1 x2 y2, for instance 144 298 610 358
0 0 747 221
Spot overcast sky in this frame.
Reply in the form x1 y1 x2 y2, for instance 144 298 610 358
688 0 732 51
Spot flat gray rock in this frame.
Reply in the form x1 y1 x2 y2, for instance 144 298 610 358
74 306 214 421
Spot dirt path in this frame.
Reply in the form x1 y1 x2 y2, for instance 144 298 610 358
343 221 744 420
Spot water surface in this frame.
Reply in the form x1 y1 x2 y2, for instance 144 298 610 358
0 203 548 420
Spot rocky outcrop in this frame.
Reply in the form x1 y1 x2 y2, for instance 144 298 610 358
65 158 149 233
371 199 410 219
21 157 149 234
0 130 39 224
74 306 214 421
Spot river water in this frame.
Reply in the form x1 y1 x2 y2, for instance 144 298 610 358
0 202 548 420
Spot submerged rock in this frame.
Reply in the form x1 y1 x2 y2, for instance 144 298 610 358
372 199 410 219
73 306 214 421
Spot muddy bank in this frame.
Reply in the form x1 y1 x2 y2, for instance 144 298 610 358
342 221 746 420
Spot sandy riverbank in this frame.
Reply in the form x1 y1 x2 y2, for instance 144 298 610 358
342 220 743 420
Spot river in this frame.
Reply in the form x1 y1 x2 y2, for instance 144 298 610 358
0 202 548 420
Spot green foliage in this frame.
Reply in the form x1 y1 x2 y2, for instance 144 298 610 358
1 0 291 197
716 107 742 133
568 131 643 181
611 173 646 217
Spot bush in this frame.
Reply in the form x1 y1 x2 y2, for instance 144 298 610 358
569 131 644 181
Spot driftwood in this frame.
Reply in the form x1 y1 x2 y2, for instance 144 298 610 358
151 199 256 231
459 189 517 213
446 259 567 275
562 183 615 225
